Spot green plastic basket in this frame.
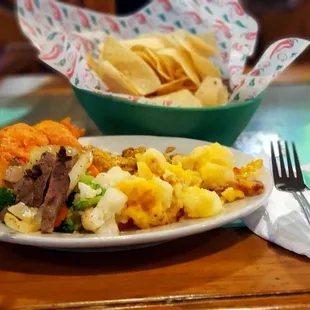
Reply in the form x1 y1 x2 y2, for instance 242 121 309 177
73 86 262 146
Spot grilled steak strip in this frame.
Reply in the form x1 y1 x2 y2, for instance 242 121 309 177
14 166 40 207
32 153 56 208
13 152 56 208
40 147 75 233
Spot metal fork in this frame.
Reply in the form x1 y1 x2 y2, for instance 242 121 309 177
271 141 310 225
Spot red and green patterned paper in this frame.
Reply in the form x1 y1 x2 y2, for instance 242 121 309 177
17 0 309 106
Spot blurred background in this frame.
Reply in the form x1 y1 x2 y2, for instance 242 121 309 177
1 0 310 76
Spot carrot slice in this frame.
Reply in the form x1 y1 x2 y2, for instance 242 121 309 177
54 205 68 228
87 164 100 177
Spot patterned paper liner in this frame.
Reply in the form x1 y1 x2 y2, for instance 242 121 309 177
17 0 309 107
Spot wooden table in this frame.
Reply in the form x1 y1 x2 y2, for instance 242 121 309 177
1 67 310 309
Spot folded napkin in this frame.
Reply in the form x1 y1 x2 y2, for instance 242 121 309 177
243 149 310 258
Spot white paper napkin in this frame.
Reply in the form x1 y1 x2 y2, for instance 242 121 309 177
243 152 310 258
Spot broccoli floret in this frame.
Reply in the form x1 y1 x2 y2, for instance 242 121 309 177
72 195 102 211
79 174 103 191
90 183 102 191
79 173 94 185
56 208 81 233
0 187 15 211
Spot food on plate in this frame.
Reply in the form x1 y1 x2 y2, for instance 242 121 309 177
88 30 229 108
0 120 264 236
0 118 84 187
88 146 146 174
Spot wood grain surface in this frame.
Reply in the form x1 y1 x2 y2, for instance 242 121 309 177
1 228 310 309
1 72 310 309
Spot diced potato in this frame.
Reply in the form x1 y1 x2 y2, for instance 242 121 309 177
4 213 40 233
8 203 38 224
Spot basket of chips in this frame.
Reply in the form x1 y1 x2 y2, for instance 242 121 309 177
17 0 309 144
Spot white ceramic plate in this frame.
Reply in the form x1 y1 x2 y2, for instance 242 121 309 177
0 136 273 251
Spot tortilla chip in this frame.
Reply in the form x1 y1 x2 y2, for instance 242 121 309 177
99 42 105 52
132 46 171 81
140 33 175 48
98 61 140 96
197 32 219 52
171 36 220 80
157 53 180 79
151 89 202 108
158 47 200 87
195 77 228 107
172 30 219 57
187 49 220 80
121 37 167 50
133 48 157 68
102 36 161 95
183 79 198 92
155 77 189 96
174 69 187 81
87 52 100 76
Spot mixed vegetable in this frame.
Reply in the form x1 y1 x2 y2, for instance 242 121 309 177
0 145 131 236
0 188 15 211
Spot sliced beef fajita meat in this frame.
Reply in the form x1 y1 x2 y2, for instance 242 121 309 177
13 152 56 207
32 153 56 208
40 147 76 233
66 153 78 171
13 167 40 207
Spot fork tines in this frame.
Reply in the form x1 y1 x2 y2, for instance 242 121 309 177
271 141 303 181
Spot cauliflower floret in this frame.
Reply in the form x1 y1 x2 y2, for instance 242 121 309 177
78 182 102 199
221 187 245 203
81 187 128 234
97 187 128 214
95 166 132 188
182 186 223 218
137 148 167 176
81 207 105 232
96 216 119 236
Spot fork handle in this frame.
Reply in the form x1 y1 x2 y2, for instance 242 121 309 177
293 192 310 225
